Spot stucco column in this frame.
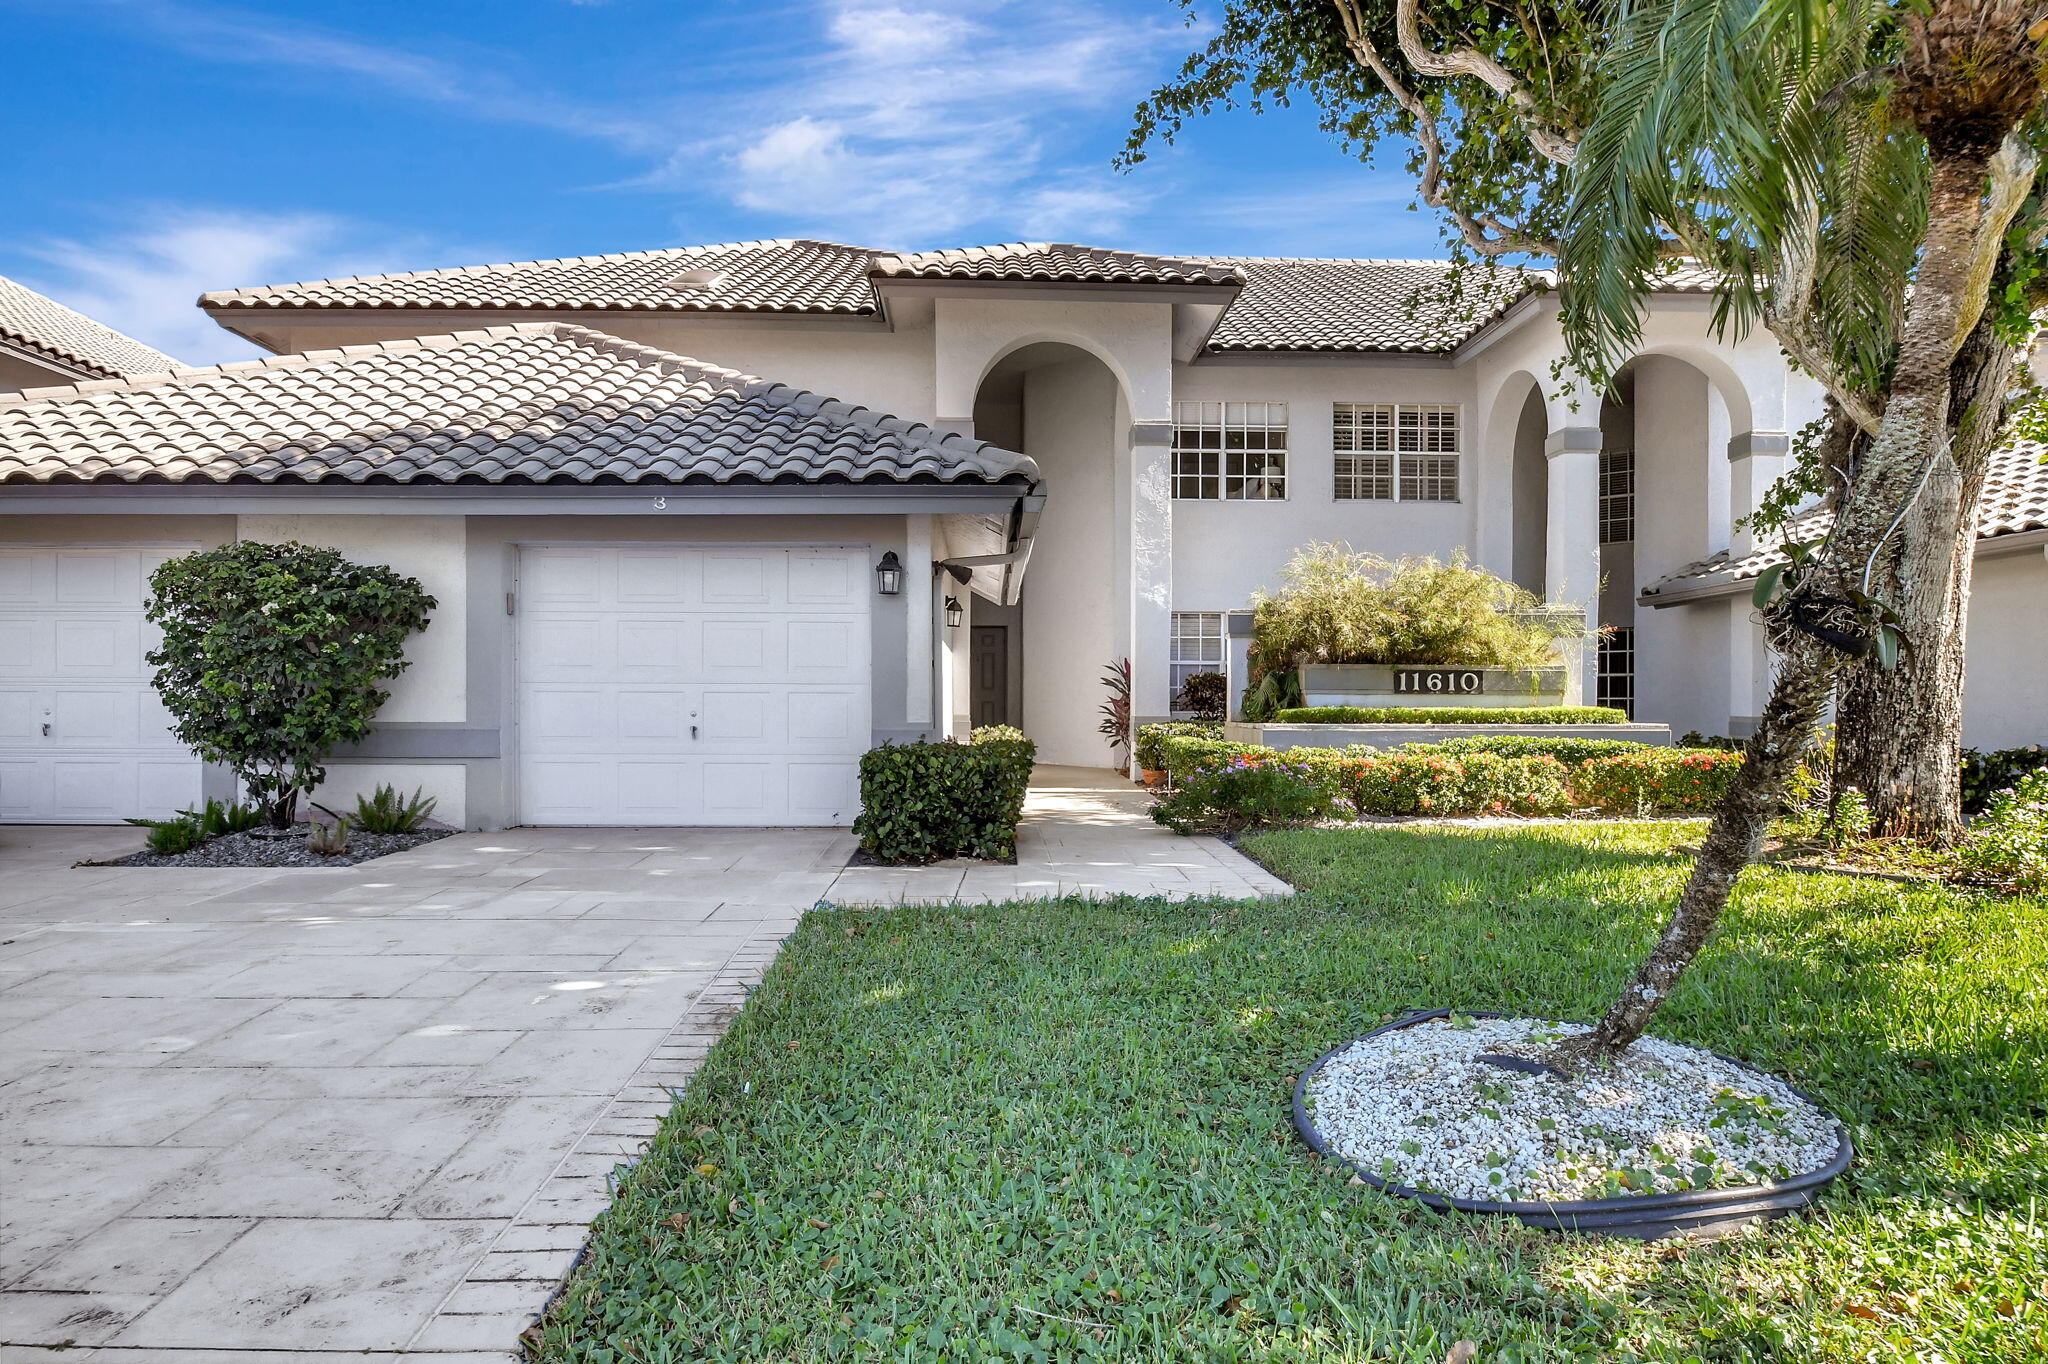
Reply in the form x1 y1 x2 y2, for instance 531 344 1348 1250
1545 427 1603 704
904 514 934 731
1127 420 1175 725
1225 611 1255 722
1728 430 1789 557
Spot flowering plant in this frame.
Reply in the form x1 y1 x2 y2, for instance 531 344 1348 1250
1150 752 1335 833
1950 769 2048 891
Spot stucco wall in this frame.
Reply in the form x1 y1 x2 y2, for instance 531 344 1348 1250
236 514 469 724
1019 356 1119 768
1169 359 1478 612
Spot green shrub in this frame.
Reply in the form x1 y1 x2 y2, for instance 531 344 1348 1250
188 798 266 837
145 540 435 827
1962 744 2048 815
1677 730 1747 751
1951 768 2048 890
1151 750 1336 834
1571 749 1746 814
1249 543 1584 671
1399 734 1655 765
1271 705 1628 725
1158 733 1263 781
854 732 1037 865
125 813 207 855
1340 752 1573 816
347 784 438 835
1135 721 1223 772
969 724 1027 745
1174 671 1228 721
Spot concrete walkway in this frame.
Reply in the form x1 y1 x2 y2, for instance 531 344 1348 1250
0 769 1284 1359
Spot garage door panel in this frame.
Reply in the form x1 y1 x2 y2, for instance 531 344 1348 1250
617 619 691 671
517 545 870 826
0 547 202 823
53 551 130 606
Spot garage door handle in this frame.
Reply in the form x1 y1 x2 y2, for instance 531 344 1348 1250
42 723 50 737
691 725 698 740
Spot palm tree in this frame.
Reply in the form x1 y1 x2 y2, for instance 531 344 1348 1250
1547 0 2044 1063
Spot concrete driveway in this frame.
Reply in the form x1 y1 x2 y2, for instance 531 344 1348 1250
0 824 826 1361
0 768 1284 1360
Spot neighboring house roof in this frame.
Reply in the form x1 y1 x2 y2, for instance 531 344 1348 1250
0 275 182 379
1199 257 1542 353
1642 438 2048 601
0 322 1037 487
871 243 1243 287
199 239 882 315
199 238 1545 353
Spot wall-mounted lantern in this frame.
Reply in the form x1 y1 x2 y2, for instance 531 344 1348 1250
944 596 964 629
875 551 903 596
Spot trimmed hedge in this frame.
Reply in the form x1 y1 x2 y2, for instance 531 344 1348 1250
1134 721 1224 773
1571 749 1745 814
1398 735 1657 765
1342 752 1574 816
1271 705 1629 725
854 730 1037 864
1152 751 1337 833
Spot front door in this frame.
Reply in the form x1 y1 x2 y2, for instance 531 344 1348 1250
970 626 1008 730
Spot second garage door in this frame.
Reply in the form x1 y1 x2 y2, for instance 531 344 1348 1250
516 545 872 826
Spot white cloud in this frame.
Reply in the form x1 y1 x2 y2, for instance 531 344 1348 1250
18 209 466 366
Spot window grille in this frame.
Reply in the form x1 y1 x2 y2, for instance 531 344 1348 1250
1333 403 1460 501
1172 402 1288 500
1169 612 1227 706
1597 627 1636 718
1600 446 1636 544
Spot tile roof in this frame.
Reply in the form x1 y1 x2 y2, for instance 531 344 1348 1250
871 242 1243 287
0 323 1036 487
199 239 882 315
0 275 183 379
1643 438 2048 598
1199 258 1545 352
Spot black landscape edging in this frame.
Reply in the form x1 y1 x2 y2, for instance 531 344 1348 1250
1292 1007 1854 1241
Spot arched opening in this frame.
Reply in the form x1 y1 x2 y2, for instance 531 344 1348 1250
970 341 1127 769
1597 353 1743 732
1508 387 1550 598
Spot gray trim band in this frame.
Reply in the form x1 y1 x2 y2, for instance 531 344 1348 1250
331 728 502 760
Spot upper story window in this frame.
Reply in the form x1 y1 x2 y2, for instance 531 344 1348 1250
1173 401 1288 500
1332 403 1461 502
1600 446 1636 544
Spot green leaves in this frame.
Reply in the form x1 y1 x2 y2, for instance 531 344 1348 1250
144 541 435 826
854 734 1037 864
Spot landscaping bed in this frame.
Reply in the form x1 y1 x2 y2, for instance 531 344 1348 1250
101 826 451 868
531 823 2047 1361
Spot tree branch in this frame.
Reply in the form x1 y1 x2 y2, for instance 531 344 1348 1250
1391 0 1580 165
1330 0 1562 257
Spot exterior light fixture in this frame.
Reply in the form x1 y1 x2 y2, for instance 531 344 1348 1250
944 596 964 629
875 551 903 595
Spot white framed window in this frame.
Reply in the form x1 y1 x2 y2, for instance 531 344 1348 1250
1169 611 1227 706
1597 627 1636 718
1600 446 1636 544
1332 403 1461 502
1173 401 1288 500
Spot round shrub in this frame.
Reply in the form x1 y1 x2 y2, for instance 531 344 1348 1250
1151 752 1335 834
1135 721 1225 773
145 540 435 827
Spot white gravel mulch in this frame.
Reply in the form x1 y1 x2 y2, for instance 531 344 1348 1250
1305 1016 1844 1203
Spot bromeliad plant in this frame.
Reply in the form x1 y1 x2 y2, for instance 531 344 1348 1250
145 541 435 828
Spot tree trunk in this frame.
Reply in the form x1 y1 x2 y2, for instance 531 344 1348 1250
1553 132 2028 1068
1832 318 2018 844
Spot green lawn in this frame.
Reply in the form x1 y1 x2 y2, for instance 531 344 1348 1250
531 823 2047 1363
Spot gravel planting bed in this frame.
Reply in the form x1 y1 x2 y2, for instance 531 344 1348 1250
1303 1013 1846 1205
104 827 452 868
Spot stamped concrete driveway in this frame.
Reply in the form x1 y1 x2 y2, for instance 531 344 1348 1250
0 768 1284 1360
0 824 825 1361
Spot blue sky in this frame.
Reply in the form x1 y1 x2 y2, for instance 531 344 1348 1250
1 0 1439 365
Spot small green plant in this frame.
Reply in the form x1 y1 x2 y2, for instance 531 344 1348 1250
306 816 350 857
1950 767 2048 891
125 812 207 855
348 784 438 835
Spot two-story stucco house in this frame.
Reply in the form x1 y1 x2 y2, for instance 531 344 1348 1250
2 240 2042 830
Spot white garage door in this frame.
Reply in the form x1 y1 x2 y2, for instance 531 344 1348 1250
516 545 872 826
0 546 203 823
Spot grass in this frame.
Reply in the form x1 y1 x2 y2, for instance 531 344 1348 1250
531 822 2047 1363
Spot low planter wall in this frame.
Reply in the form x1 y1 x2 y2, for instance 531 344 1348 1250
1298 663 1568 710
1228 721 1674 750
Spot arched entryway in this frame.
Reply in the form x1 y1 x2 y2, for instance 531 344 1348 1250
969 341 1131 768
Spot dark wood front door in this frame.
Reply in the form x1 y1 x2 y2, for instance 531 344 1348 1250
970 626 1008 729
